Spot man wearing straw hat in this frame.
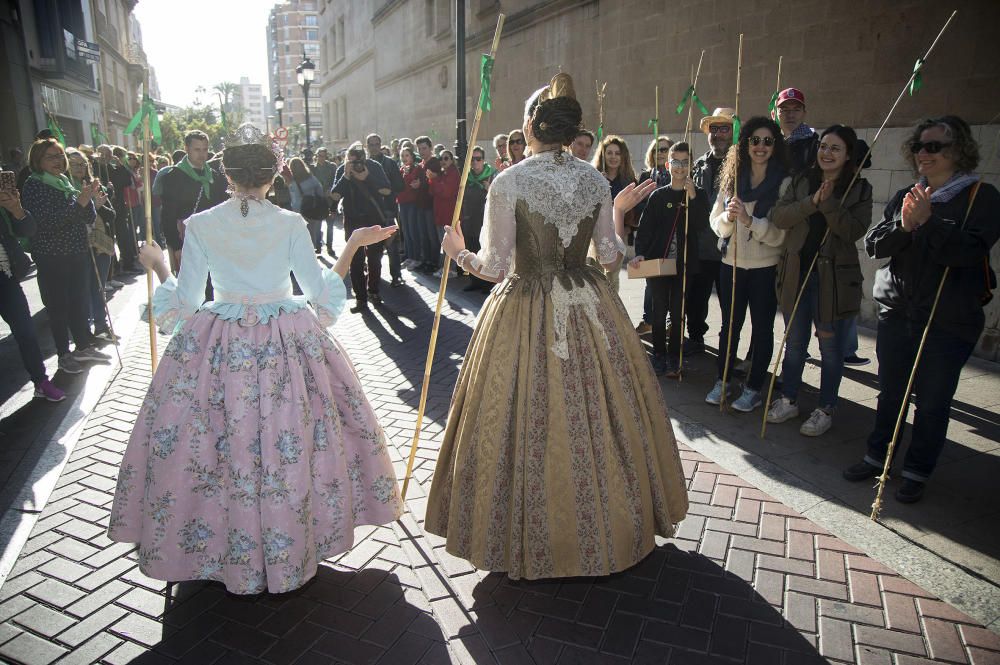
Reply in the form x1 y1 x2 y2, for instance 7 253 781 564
685 107 734 355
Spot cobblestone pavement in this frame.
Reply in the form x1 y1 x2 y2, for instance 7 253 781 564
0 256 999 664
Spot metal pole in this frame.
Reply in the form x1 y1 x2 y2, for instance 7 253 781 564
455 0 467 161
303 82 311 152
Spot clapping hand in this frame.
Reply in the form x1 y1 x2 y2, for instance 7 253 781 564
812 180 834 206
901 183 932 232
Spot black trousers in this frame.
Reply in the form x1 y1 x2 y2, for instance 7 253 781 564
685 258 722 343
648 275 684 358
33 252 94 356
344 217 384 303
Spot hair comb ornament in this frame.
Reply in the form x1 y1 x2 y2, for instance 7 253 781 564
222 123 286 173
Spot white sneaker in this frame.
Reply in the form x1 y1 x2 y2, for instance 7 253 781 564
800 408 832 436
766 397 799 423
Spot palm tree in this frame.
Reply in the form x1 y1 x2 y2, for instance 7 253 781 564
213 82 238 106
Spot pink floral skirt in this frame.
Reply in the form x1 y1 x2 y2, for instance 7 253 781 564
108 308 402 594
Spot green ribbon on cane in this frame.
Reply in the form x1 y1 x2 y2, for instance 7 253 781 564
647 117 659 139
909 58 924 96
478 54 495 111
125 95 162 144
732 114 742 143
675 85 710 116
596 125 603 141
46 114 66 146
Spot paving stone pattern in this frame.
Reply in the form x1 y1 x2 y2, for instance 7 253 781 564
0 269 999 665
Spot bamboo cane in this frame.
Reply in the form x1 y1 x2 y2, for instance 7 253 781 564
776 55 783 95
759 10 958 440
596 81 607 140
88 248 122 366
142 71 157 373
677 50 706 381
720 33 743 411
400 14 506 502
870 179 977 520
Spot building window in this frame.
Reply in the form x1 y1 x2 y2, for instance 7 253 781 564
336 17 345 61
338 97 347 139
435 0 451 36
304 43 319 57
425 0 434 36
304 29 318 41
304 15 318 26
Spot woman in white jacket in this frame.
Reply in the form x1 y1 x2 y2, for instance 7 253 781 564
706 116 790 412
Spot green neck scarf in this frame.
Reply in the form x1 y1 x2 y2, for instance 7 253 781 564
30 171 80 200
176 157 214 197
469 163 495 190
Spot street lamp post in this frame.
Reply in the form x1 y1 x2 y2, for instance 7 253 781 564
266 115 274 134
274 93 284 128
296 51 315 163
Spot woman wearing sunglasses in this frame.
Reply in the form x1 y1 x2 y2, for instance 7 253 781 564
767 125 873 436
706 116 789 411
843 116 999 504
507 129 528 165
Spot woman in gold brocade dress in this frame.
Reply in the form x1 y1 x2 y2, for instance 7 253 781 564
425 74 689 580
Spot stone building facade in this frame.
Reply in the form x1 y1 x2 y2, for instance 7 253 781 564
316 0 1000 358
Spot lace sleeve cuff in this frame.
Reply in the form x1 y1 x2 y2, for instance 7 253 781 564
597 234 626 265
151 275 197 333
312 269 348 327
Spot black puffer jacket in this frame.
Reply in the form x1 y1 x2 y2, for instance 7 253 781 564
866 181 1000 343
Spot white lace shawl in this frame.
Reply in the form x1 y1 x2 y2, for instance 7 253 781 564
470 151 624 278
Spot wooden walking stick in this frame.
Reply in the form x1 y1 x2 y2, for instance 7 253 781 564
88 248 123 366
400 13 505 502
720 33 743 411
677 50 706 380
124 69 162 373
870 181 978 521
759 10 958 440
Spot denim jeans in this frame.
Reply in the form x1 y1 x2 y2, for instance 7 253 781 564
385 217 402 279
864 313 975 481
420 208 439 264
843 317 859 358
642 283 652 324
325 213 340 249
89 251 112 333
398 203 418 261
648 275 683 358
0 272 46 383
779 273 849 408
717 263 777 391
344 217 384 302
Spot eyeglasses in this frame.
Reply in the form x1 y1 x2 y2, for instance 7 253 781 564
508 139 525 145
909 141 952 154
656 146 671 153
709 125 732 134
668 159 690 168
747 136 775 147
818 143 843 154
471 156 484 162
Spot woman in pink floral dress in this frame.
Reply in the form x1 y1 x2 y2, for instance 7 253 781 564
108 129 403 594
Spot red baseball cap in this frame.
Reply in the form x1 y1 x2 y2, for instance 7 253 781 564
776 88 806 108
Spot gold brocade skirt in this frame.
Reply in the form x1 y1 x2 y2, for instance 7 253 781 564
424 266 689 580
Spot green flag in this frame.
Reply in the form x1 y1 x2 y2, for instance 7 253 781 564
767 90 780 117
909 58 924 96
478 54 495 112
47 114 66 146
125 95 162 144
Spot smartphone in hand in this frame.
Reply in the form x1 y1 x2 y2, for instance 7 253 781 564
0 171 16 194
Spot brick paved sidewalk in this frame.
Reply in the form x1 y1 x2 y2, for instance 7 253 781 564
0 263 998 664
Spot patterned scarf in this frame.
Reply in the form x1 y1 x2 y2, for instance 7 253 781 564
921 171 980 204
29 171 79 200
176 157 214 197
787 123 815 144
